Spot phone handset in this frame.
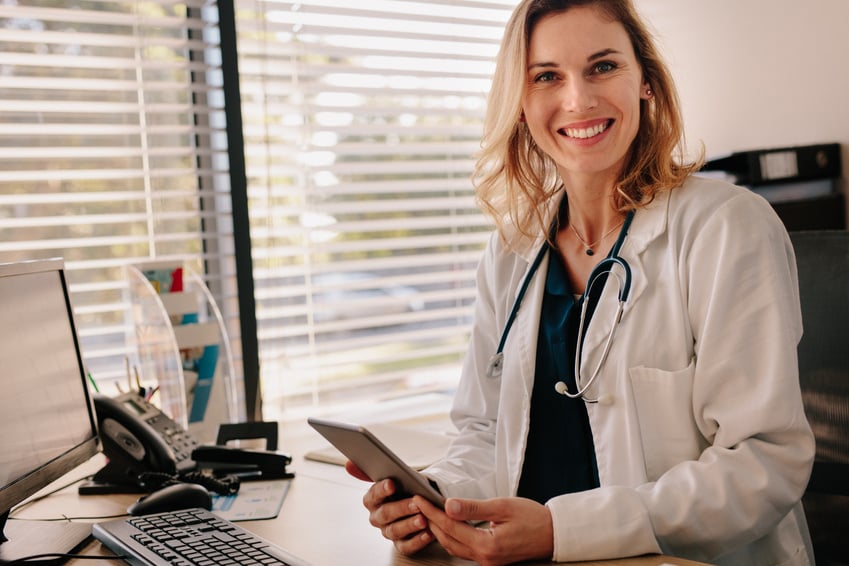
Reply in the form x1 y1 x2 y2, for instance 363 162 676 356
85 392 200 492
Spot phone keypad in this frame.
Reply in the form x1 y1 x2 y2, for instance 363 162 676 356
146 415 199 463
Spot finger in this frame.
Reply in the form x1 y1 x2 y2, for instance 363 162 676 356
416 496 490 528
363 479 395 511
414 494 453 523
394 528 434 556
345 459 372 482
445 498 484 522
381 509 428 542
444 497 496 523
370 495 419 530
425 516 477 562
414 496 484 550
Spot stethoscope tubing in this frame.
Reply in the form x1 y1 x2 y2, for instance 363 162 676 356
486 234 551 378
566 257 631 402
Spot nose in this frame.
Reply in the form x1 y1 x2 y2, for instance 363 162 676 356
561 78 597 112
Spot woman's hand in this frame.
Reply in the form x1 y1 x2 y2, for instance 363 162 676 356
414 495 554 566
344 460 434 555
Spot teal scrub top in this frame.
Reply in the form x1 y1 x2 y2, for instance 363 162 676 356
516 244 600 503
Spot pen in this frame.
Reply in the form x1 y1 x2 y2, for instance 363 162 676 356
133 365 142 392
124 357 132 392
87 372 100 393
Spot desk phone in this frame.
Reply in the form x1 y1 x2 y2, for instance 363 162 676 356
81 393 200 493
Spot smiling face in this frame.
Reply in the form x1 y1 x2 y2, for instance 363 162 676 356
522 5 650 190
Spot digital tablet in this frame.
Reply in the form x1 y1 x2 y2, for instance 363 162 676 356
307 417 445 508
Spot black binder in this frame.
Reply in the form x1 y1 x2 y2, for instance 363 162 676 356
702 143 841 186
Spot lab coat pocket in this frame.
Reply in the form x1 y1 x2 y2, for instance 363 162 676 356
629 360 703 481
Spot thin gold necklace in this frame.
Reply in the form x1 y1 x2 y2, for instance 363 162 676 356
569 219 624 256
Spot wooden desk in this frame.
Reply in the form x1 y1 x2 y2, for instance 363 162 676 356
14 421 709 566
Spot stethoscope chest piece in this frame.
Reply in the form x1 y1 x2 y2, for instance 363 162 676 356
486 352 504 378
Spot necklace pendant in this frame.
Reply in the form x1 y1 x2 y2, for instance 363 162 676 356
585 249 594 256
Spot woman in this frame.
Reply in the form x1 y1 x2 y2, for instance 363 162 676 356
347 1 815 564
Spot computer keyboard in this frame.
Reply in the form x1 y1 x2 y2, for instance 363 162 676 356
92 507 311 566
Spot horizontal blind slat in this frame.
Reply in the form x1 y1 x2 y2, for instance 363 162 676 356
0 5 209 30
257 0 510 25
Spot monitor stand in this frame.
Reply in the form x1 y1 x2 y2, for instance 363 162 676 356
0 511 92 564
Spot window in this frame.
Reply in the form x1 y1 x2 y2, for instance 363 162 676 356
0 0 515 423
0 0 242 407
233 0 515 418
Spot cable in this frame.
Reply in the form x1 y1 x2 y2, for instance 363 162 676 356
9 475 93 516
2 553 127 565
8 512 130 522
181 470 241 496
137 470 240 496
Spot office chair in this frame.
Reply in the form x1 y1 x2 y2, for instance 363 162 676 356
790 230 849 566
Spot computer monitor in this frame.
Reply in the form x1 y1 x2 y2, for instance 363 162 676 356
0 258 100 563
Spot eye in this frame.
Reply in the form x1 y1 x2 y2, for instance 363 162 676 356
533 71 557 83
593 61 617 74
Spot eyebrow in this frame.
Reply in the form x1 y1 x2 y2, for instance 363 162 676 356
527 48 624 71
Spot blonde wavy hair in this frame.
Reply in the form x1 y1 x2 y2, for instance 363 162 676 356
474 0 703 245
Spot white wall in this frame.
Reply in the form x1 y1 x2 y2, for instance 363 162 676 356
636 0 849 203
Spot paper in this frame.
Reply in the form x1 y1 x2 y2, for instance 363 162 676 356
210 479 291 521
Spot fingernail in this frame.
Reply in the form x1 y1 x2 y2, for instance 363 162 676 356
414 516 425 529
383 480 392 494
420 531 432 542
408 501 419 512
447 500 461 514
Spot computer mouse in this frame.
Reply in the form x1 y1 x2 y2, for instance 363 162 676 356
128 482 213 516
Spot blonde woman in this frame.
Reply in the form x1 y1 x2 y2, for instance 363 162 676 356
348 1 815 564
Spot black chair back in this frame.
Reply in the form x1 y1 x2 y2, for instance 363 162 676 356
791 229 849 566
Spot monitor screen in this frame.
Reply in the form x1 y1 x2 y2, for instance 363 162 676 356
0 259 99 563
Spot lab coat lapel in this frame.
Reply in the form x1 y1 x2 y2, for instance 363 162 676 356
512 244 550 399
506 192 563 399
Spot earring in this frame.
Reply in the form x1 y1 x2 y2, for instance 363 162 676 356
645 87 653 97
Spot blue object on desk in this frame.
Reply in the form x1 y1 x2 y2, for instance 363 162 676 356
188 343 219 423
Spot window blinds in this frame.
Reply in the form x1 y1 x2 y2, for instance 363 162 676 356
0 0 241 398
234 0 514 418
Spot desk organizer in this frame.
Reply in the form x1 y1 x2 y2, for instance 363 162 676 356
127 262 244 442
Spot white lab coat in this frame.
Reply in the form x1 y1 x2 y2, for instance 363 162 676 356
424 176 816 565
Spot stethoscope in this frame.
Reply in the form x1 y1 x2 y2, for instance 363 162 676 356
486 209 635 404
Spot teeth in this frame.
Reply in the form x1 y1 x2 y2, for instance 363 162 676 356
564 121 608 139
